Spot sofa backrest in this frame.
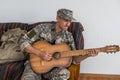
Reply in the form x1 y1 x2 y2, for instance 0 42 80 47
0 23 28 45
0 21 84 50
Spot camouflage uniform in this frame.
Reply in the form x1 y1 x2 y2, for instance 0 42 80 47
18 23 76 80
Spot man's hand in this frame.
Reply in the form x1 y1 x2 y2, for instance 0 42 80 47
87 49 99 57
38 51 53 61
24 45 53 61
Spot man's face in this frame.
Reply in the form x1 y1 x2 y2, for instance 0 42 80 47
57 16 71 31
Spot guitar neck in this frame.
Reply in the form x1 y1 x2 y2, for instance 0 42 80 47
59 47 105 58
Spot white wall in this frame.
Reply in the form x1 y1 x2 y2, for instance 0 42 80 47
0 0 120 75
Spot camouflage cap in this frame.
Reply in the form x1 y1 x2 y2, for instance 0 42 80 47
57 8 75 21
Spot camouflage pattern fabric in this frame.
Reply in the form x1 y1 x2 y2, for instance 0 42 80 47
0 28 27 64
57 8 75 21
21 61 70 80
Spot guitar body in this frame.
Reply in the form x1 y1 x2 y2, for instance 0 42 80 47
30 41 72 74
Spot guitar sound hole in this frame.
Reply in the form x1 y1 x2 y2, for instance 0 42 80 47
53 52 61 59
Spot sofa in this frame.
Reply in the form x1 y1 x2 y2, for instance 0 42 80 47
0 21 84 80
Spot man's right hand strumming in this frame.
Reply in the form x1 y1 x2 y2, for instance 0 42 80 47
24 45 53 61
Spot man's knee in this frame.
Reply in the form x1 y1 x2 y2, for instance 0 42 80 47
59 68 70 79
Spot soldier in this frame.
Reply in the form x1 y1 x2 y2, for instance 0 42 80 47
18 8 98 80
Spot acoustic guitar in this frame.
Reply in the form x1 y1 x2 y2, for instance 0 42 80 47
30 40 119 74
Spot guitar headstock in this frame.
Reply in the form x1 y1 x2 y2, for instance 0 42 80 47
102 45 119 53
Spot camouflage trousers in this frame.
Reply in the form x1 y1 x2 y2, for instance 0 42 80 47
21 61 70 80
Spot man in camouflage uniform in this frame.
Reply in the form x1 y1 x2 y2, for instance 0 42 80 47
18 8 76 80
18 8 98 80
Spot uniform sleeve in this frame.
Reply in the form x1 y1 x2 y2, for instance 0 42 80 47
18 24 44 51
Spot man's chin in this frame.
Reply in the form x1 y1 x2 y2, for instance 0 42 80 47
63 29 67 31
63 28 68 31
